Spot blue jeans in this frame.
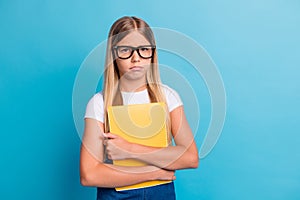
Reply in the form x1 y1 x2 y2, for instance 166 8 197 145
97 182 176 200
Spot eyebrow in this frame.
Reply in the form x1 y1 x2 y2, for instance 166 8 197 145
115 43 151 46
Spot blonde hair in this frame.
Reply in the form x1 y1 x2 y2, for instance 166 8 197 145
103 16 170 139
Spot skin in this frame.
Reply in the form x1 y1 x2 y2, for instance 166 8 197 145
80 31 199 187
80 119 175 187
115 31 151 92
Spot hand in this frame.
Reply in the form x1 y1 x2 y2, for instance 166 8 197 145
155 168 176 181
141 165 176 181
103 132 133 160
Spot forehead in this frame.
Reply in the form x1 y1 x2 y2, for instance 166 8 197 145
117 31 150 46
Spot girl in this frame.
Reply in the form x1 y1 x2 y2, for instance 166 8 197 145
80 16 199 200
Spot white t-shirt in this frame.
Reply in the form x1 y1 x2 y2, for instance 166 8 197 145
84 85 183 123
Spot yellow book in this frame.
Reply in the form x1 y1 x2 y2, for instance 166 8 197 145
107 102 171 191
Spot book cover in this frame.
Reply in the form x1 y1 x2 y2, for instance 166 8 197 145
107 102 171 191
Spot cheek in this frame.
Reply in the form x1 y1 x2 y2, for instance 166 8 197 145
115 59 130 73
144 59 152 64
115 59 125 69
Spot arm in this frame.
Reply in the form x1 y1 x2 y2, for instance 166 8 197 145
105 106 199 171
80 118 175 187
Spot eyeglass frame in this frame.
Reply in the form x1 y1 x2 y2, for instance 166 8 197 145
112 45 156 59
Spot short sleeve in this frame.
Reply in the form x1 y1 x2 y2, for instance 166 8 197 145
84 92 104 123
162 85 183 112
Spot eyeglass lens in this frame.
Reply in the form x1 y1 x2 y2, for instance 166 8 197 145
115 46 154 59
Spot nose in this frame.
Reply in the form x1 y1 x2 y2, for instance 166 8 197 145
131 50 140 62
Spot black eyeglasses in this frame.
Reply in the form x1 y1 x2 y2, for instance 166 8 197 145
113 45 156 59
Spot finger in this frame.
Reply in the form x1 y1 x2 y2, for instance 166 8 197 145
103 139 107 146
104 132 117 139
103 132 109 139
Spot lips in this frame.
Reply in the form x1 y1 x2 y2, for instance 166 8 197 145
129 66 143 70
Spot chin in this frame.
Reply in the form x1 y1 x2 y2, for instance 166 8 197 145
124 74 145 81
123 70 147 80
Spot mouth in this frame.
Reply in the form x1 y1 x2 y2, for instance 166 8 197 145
129 66 143 71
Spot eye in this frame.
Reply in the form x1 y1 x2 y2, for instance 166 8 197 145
119 47 130 53
140 47 151 52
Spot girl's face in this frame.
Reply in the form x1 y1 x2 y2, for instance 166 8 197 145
114 31 152 81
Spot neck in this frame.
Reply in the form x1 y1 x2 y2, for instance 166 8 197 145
119 77 147 92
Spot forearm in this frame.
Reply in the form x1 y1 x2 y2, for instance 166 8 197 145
80 119 174 188
81 144 184 187
81 164 158 188
129 143 199 170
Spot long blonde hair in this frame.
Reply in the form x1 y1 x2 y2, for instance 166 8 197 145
103 16 170 137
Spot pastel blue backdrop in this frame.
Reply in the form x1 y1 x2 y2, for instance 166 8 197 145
1 0 299 199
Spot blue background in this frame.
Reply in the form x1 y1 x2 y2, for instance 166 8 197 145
1 0 299 199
